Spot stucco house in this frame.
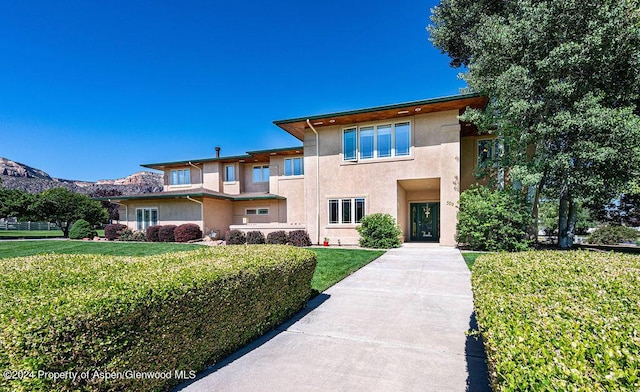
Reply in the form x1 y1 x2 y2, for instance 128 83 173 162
107 92 489 246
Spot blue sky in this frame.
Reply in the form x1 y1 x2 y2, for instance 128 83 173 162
0 0 464 181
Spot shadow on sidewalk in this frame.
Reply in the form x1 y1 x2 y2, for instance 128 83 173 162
465 312 491 392
173 293 331 391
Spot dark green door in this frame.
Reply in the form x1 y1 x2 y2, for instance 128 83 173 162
410 203 440 242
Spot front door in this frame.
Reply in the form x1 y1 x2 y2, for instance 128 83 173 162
410 203 440 242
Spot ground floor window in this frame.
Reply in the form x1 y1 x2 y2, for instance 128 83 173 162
136 208 158 231
246 208 269 215
328 198 365 224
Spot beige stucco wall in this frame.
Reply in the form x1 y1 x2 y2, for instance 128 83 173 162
268 155 306 225
202 162 222 192
118 198 202 231
242 162 269 193
231 200 284 225
304 110 462 246
203 198 233 238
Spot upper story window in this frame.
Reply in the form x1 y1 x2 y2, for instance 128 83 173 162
284 157 304 176
477 139 497 164
343 121 411 161
252 165 270 183
170 169 190 185
225 165 235 182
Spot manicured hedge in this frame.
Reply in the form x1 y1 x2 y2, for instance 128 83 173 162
158 224 177 242
472 251 640 391
174 223 202 243
0 245 317 392
104 224 127 241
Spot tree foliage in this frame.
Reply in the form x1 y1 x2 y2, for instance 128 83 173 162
430 0 640 248
0 189 37 221
33 188 108 237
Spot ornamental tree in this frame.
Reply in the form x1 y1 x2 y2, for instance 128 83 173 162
429 0 640 248
33 188 108 237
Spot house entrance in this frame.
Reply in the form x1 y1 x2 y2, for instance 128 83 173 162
409 202 440 242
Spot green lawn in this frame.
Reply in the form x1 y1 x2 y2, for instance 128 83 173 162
461 252 486 270
0 241 385 293
311 247 385 292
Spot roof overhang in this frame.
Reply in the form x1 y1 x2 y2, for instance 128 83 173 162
97 191 285 203
273 93 488 141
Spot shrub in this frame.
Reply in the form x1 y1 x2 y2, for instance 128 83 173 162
158 225 177 242
145 225 161 242
246 230 265 244
288 230 311 247
456 186 532 251
174 223 203 243
225 229 246 245
104 223 127 241
117 228 146 242
69 219 97 239
588 224 639 245
472 251 640 390
356 213 402 249
266 230 288 245
0 246 317 392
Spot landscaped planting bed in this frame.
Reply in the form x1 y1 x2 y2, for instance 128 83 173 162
472 251 640 391
0 245 316 391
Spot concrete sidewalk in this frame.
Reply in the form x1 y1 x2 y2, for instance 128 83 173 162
177 245 490 392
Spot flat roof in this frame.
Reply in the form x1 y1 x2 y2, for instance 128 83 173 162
273 93 487 140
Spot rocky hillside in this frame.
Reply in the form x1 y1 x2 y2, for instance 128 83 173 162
0 158 163 195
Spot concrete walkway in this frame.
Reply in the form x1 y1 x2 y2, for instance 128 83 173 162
177 245 490 392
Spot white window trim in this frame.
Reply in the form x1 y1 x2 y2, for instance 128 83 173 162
169 169 191 186
342 120 412 163
135 207 159 231
284 157 304 177
328 197 366 225
245 207 269 215
252 165 270 183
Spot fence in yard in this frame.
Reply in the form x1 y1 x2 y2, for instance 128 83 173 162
0 221 60 231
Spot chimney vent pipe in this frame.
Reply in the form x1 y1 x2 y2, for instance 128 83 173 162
215 146 221 158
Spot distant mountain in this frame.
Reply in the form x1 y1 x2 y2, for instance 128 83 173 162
0 157 163 195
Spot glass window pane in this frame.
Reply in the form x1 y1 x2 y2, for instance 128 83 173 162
395 122 410 156
285 159 293 176
151 209 158 226
294 157 303 175
136 209 143 231
359 127 374 159
478 139 494 163
262 166 270 181
342 199 352 223
355 198 365 223
377 125 392 158
247 209 256 215
225 165 234 182
171 170 178 185
329 200 339 224
253 167 262 182
343 128 357 160
258 208 269 215
184 170 190 184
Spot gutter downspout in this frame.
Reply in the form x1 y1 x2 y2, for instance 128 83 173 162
186 196 205 232
108 200 128 226
188 162 203 185
306 119 321 245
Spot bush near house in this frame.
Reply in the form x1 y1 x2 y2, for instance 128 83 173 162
456 186 532 251
472 251 640 391
174 223 203 243
225 229 246 245
356 213 402 249
0 246 317 392
266 230 288 245
158 225 177 242
104 223 127 241
588 224 639 245
145 225 161 242
117 228 146 242
246 231 266 244
68 219 97 240
288 230 311 247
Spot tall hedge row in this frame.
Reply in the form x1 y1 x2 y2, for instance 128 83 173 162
0 245 317 392
472 251 640 391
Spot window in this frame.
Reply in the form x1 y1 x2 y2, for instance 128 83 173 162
328 198 366 224
343 122 411 161
170 169 190 185
478 139 496 164
246 208 269 215
136 208 158 231
225 165 235 182
284 157 304 176
343 128 357 161
252 165 270 182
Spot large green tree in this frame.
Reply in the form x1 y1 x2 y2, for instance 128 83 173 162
430 0 640 248
33 188 108 237
0 188 37 221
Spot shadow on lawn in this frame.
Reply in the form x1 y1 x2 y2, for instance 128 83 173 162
465 311 492 392
173 293 331 391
